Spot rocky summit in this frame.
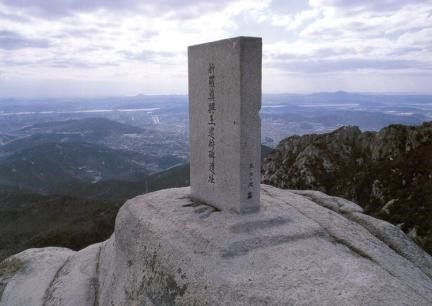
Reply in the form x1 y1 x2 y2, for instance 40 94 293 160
1 185 432 305
262 122 432 254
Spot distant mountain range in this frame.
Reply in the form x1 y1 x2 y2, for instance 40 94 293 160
263 121 432 254
0 142 151 193
0 117 185 193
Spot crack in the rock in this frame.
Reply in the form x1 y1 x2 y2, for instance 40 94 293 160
93 245 102 306
42 255 71 306
273 190 432 302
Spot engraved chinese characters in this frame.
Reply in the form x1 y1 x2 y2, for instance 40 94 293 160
208 63 216 184
188 37 262 213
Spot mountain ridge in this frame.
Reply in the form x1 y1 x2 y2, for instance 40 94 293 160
263 121 432 254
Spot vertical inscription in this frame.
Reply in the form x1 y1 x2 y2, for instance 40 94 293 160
189 37 261 213
247 163 254 199
208 63 216 184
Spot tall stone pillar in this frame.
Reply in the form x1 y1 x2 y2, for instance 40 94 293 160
188 36 262 213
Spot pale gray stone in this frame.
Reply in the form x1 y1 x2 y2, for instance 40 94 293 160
347 212 432 279
0 247 73 306
43 243 101 306
289 189 364 214
289 189 432 279
188 37 262 213
3 186 432 305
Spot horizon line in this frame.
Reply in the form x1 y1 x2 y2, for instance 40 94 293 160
1 90 432 100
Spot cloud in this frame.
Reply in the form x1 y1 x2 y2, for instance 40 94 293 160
270 8 319 31
120 50 179 63
263 0 432 76
0 0 431 96
0 10 29 22
302 2 432 39
271 47 357 60
271 58 431 73
0 0 236 19
0 30 50 50
309 0 425 12
48 59 118 69
388 47 424 56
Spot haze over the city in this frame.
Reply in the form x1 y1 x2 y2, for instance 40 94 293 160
0 0 431 97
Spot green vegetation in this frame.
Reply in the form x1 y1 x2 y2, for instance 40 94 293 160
0 192 121 261
263 122 432 254
0 257 23 277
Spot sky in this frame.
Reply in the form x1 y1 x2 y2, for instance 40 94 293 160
0 0 431 97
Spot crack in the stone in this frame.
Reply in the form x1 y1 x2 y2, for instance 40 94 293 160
182 196 221 213
273 190 432 302
343 213 432 283
42 255 71 306
221 230 326 259
93 245 102 306
230 216 292 234
300 189 432 282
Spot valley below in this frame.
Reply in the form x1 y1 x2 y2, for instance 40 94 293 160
0 92 431 260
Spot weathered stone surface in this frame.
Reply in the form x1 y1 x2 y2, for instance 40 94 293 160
188 37 262 213
2 186 432 305
289 189 364 214
43 243 101 306
0 247 73 306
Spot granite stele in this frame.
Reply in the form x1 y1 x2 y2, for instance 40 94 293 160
188 36 262 213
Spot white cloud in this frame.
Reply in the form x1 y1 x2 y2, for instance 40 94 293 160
309 0 427 12
266 1 432 66
271 9 319 31
0 0 431 96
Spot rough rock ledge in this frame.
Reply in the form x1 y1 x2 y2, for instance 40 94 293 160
1 185 432 305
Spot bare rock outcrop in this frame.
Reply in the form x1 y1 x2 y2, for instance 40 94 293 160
1 186 432 305
262 122 432 254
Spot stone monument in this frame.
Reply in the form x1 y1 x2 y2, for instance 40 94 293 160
188 36 262 213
